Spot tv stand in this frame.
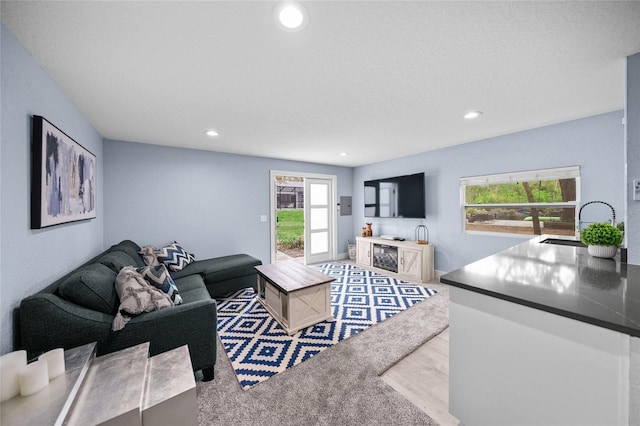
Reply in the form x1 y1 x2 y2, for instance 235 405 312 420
380 235 404 241
356 236 434 283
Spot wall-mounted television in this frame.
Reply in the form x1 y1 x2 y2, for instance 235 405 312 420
364 172 425 218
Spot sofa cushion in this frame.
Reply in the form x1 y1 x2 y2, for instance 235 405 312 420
58 264 118 314
156 242 195 272
178 286 211 304
108 240 141 252
137 264 183 304
174 274 207 293
97 251 139 273
107 241 146 268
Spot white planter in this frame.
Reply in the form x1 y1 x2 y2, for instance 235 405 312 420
587 245 618 258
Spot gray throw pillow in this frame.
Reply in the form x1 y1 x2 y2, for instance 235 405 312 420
112 266 173 331
139 246 160 266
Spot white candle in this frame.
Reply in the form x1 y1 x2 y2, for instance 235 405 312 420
18 360 49 397
39 348 65 380
0 350 27 402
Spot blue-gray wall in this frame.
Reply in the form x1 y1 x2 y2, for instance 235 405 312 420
354 111 625 272
0 18 631 356
0 24 104 354
627 53 640 265
103 140 354 264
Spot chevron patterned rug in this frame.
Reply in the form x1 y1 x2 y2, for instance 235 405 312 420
215 262 437 390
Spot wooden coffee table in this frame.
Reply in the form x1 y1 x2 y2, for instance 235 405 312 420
255 261 335 335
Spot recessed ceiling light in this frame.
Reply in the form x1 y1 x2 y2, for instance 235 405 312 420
205 129 219 137
339 152 349 157
464 111 482 120
274 2 309 32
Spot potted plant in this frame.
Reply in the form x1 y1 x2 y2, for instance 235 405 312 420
580 222 623 258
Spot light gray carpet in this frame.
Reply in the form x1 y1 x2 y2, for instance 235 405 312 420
196 280 450 426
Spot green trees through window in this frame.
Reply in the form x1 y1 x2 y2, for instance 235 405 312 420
461 167 579 237
466 180 575 204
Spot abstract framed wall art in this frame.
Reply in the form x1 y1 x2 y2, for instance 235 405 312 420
31 116 96 229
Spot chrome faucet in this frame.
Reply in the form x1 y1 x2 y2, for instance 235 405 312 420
578 201 616 231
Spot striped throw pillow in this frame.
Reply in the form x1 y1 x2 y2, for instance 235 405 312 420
137 264 183 304
156 242 195 272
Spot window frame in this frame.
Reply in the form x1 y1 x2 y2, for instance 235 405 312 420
460 166 581 238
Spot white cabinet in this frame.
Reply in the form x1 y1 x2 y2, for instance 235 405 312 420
356 239 372 266
399 246 422 281
355 237 434 283
449 287 637 425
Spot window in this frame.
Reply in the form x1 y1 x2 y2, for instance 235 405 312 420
461 166 580 237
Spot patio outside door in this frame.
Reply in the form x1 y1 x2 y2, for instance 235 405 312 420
304 178 333 264
270 170 337 265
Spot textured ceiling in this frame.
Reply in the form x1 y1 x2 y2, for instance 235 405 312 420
2 1 640 167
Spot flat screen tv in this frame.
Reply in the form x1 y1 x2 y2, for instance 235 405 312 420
364 172 425 218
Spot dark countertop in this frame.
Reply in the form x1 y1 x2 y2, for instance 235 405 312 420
440 235 640 337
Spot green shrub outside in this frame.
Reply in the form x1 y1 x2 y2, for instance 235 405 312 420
278 236 304 250
523 216 560 222
465 208 529 221
494 209 527 220
580 222 623 246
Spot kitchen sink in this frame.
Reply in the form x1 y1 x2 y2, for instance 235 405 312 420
539 238 586 248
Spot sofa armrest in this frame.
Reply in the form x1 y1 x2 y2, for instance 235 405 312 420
19 293 114 356
114 299 217 371
20 294 217 372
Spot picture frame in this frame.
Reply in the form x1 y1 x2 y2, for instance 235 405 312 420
31 115 97 229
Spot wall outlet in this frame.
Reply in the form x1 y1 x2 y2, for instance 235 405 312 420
260 215 267 222
635 179 640 201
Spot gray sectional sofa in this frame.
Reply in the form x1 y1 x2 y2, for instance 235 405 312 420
19 240 261 380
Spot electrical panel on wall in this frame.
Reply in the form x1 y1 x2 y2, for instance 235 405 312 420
340 196 352 216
